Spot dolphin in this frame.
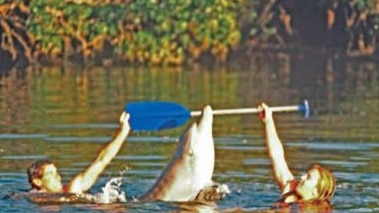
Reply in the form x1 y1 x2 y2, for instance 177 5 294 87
139 105 219 202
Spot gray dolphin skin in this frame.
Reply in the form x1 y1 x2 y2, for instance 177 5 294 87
139 105 215 202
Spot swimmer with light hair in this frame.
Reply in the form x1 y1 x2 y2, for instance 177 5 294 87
258 103 336 204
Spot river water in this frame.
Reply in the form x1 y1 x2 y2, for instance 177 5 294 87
0 52 378 212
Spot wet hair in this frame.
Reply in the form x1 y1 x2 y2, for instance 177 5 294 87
311 164 336 202
279 165 336 204
27 159 54 189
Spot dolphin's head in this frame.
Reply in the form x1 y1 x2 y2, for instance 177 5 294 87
179 105 215 187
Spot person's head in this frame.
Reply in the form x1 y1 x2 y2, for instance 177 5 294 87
296 164 336 202
27 160 63 192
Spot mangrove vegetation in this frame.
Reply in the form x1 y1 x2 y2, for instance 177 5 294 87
1 0 379 70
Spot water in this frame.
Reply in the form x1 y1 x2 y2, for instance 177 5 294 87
0 52 379 212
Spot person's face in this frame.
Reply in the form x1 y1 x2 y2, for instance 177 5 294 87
296 168 320 200
33 164 63 192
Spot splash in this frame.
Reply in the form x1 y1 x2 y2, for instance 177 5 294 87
88 177 127 204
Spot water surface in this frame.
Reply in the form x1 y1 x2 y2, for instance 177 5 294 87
1 53 378 212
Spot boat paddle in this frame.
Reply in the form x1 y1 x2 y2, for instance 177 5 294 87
125 100 309 131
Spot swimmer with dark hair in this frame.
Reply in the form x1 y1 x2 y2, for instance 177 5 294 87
27 112 130 194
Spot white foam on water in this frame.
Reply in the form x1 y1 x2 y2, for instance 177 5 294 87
88 177 127 204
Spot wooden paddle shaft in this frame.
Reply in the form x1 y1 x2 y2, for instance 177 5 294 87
190 105 301 116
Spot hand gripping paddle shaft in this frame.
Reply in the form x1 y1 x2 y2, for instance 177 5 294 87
125 100 309 131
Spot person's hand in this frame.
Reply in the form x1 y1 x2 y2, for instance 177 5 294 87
258 102 273 123
119 112 130 130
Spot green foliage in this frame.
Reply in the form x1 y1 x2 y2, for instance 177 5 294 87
26 0 243 65
13 0 379 66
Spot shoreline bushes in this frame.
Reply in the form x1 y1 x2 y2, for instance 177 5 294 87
0 0 378 69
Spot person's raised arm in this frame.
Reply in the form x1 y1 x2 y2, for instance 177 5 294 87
258 103 294 192
65 112 131 193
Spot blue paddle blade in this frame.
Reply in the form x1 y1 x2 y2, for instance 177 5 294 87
125 101 191 131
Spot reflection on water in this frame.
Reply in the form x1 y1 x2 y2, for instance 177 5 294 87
0 53 379 212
